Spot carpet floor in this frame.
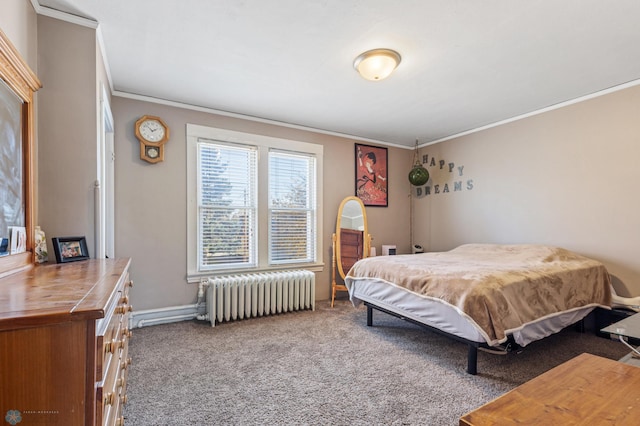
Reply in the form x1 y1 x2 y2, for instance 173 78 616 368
123 301 629 425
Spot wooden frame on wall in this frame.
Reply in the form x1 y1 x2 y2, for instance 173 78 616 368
355 143 388 207
0 29 42 277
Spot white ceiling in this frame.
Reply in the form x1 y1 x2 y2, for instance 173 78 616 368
37 0 640 148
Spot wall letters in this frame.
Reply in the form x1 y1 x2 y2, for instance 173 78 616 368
414 154 474 198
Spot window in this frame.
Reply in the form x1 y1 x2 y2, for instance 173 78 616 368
269 150 316 264
187 124 323 280
198 142 257 269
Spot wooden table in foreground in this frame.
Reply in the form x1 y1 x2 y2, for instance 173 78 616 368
459 353 640 426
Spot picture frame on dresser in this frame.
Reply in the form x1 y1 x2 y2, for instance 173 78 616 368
52 236 90 263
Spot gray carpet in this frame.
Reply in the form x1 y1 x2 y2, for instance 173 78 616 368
124 301 628 425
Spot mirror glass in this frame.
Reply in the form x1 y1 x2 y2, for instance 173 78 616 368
335 196 369 279
0 78 25 239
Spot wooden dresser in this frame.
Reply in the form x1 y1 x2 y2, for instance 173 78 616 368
340 228 364 273
459 353 640 425
0 258 133 426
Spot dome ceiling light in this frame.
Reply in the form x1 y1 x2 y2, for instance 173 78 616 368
353 48 401 81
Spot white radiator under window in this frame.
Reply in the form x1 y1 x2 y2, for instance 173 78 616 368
203 270 315 326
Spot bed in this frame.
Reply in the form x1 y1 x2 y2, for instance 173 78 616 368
344 244 612 374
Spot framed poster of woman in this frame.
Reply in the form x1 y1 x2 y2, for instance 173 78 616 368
355 143 388 207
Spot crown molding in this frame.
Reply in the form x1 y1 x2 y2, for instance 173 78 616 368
32 2 98 29
113 90 413 150
424 78 640 147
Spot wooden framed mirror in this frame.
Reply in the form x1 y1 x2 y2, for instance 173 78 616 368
0 29 41 277
331 196 370 307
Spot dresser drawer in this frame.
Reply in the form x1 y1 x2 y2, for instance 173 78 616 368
96 268 133 426
96 300 122 382
106 357 129 426
96 330 121 426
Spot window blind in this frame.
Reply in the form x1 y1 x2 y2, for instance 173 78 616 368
268 149 316 264
197 140 257 269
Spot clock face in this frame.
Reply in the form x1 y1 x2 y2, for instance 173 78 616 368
139 119 166 143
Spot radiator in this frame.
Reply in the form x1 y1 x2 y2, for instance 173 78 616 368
203 270 315 326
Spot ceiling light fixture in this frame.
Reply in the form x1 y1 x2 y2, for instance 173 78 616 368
353 48 401 81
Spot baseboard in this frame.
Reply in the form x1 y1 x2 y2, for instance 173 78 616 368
131 303 205 328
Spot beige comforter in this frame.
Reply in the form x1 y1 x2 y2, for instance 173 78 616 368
345 244 611 343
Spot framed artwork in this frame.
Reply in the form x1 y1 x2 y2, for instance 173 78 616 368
355 143 388 206
52 236 90 263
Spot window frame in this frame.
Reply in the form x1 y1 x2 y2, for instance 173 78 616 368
186 124 323 282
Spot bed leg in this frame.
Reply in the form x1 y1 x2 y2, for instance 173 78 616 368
367 305 373 326
467 345 478 375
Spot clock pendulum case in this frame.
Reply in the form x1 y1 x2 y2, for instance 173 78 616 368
135 115 170 163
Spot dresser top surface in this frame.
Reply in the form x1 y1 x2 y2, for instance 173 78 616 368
460 353 640 425
0 258 131 328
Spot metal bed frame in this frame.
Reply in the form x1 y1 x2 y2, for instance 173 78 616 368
364 302 521 375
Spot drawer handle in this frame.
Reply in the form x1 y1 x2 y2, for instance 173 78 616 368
117 377 127 388
120 356 132 368
116 416 125 426
120 394 128 405
120 295 129 304
121 357 133 371
104 392 114 406
123 328 133 338
106 338 120 354
115 305 133 315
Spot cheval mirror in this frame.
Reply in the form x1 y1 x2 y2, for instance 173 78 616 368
331 196 371 307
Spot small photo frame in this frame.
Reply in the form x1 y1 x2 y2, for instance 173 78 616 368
52 236 90 263
9 226 27 254
355 143 388 207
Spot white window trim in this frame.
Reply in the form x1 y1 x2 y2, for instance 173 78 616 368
186 124 324 283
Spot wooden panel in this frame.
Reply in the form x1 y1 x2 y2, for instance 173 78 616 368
0 321 87 425
460 353 640 426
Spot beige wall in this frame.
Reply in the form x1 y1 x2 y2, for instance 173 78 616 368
414 84 640 297
112 96 412 310
37 16 99 255
0 0 38 70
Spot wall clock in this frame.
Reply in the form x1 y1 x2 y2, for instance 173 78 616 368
135 115 169 163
